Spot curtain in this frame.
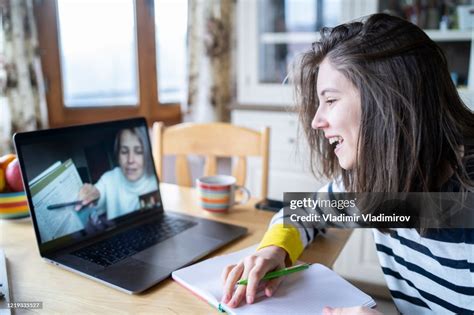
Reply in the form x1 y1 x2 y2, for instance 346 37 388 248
0 0 48 155
185 0 235 123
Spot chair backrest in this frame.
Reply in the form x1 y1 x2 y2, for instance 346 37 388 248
152 122 270 199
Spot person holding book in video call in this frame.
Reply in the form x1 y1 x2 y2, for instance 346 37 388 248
76 127 157 220
222 13 474 314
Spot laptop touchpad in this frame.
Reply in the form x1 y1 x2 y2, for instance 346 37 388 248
133 232 221 268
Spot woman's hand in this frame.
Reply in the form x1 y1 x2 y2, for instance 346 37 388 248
75 184 100 211
323 306 383 315
221 245 288 308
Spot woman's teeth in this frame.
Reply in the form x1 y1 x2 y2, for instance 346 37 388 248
329 136 343 146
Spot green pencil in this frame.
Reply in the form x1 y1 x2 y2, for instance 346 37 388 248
236 263 311 285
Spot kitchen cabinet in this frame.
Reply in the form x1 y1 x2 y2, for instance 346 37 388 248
237 0 474 108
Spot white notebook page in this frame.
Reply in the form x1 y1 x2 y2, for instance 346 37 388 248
172 245 375 315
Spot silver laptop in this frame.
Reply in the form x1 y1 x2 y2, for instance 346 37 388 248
14 117 247 294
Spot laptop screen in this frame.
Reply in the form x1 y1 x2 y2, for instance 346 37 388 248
14 118 163 249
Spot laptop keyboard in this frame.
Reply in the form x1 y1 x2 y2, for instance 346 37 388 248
72 216 197 267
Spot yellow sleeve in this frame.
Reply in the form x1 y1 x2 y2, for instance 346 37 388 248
257 223 304 264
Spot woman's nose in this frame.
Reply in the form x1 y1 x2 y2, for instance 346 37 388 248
127 153 135 163
311 107 329 130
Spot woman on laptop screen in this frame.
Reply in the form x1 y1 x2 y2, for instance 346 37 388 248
76 127 158 220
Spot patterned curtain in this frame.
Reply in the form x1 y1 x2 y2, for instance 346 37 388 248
0 0 48 155
185 0 235 123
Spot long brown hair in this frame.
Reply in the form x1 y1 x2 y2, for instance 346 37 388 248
294 13 474 193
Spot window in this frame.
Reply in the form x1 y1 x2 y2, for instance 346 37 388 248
34 0 187 127
155 0 187 103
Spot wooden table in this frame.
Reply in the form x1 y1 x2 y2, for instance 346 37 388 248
0 183 351 314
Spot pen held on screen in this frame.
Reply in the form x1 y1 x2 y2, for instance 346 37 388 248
47 200 83 210
47 198 98 210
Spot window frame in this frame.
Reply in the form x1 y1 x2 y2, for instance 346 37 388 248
34 0 182 128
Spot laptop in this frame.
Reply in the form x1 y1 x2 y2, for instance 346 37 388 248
14 117 247 294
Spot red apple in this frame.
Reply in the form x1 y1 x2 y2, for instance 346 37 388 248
5 159 24 192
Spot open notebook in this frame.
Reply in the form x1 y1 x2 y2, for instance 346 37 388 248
172 245 376 314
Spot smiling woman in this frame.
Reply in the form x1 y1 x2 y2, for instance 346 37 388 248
77 127 157 220
221 13 474 315
117 130 146 182
311 60 361 170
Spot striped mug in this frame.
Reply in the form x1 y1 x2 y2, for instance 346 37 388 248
196 175 250 213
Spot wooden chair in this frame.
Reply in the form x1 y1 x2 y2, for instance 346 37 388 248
152 122 270 199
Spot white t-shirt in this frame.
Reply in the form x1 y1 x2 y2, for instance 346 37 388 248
95 167 158 220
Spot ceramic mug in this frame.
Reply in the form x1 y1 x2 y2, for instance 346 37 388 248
196 175 250 213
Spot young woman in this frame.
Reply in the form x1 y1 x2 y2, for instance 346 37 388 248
221 13 474 314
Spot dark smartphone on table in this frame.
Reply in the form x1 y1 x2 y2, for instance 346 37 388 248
255 198 286 212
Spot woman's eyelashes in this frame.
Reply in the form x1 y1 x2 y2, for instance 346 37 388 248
120 148 143 156
326 99 336 105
